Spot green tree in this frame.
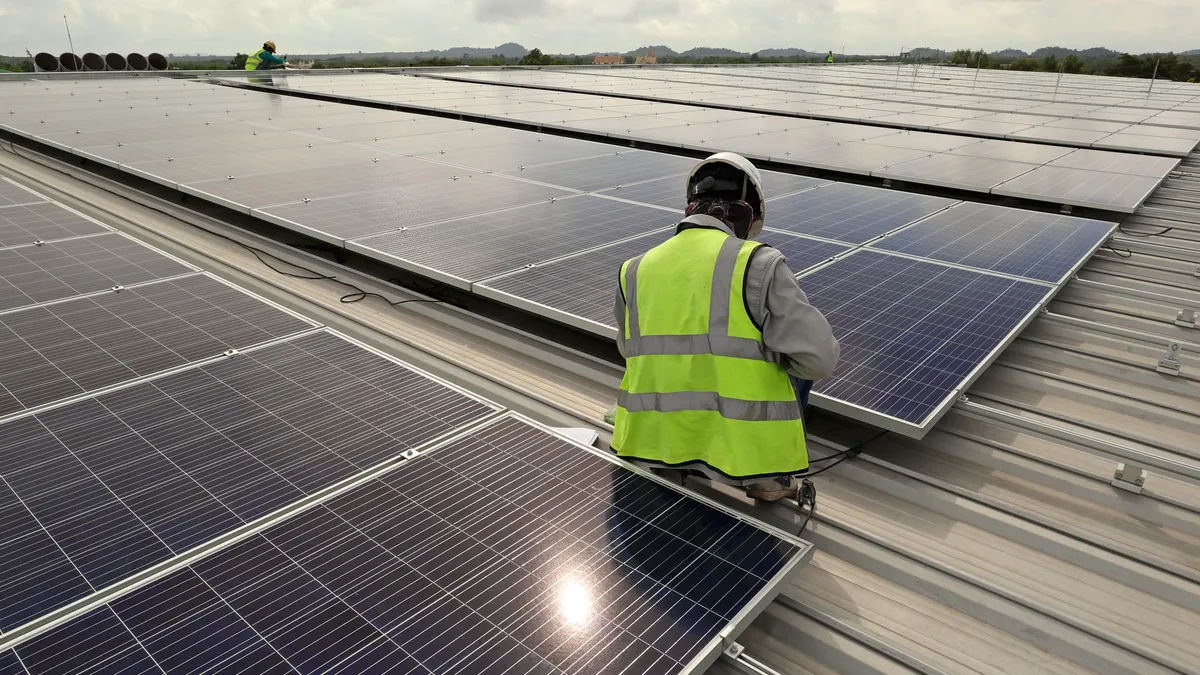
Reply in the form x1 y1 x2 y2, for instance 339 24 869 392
1062 54 1083 74
1008 57 1039 71
520 48 548 66
749 52 760 62
1042 53 1059 72
951 49 971 65
230 53 248 69
973 50 989 68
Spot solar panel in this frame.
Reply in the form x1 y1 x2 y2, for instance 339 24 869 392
477 230 670 333
257 174 571 245
597 176 682 209
873 154 1037 192
0 203 111 249
945 139 1075 164
991 165 1163 213
1091 132 1198 156
753 230 853 274
0 179 46 208
870 203 1116 283
0 329 499 634
766 183 957 244
800 250 1051 435
426 142 617 174
0 233 195 313
0 274 314 417
3 415 809 674
1047 149 1181 178
351 196 679 287
504 151 694 192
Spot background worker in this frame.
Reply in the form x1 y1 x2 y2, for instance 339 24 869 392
246 41 288 70
611 152 840 502
826 50 835 63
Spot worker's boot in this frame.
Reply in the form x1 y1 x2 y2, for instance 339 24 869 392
745 476 795 502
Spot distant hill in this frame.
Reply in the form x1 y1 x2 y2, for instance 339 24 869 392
757 48 810 57
623 45 677 58
678 47 747 58
1031 46 1120 59
990 48 1029 59
294 43 529 61
1183 49 1200 55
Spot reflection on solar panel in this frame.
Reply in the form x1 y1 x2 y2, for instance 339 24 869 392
596 176 682 209
753 231 852 274
0 274 312 417
0 179 46 208
352 196 679 286
258 174 571 243
0 233 195 313
4 415 808 674
479 230 672 332
871 203 1116 283
802 250 1050 433
503 151 694 192
0 203 110 249
767 183 957 244
991 166 1162 213
0 330 498 633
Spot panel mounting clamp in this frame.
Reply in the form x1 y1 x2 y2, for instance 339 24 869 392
222 348 240 357
1112 462 1146 494
723 642 745 659
1176 309 1197 329
110 285 123 293
1157 342 1182 376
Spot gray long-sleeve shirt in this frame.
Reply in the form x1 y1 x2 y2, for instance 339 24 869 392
614 215 840 380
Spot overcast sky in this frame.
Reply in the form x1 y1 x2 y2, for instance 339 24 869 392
1 0 1197 57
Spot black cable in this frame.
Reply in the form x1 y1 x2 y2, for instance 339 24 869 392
1118 223 1173 238
799 430 889 477
1103 244 1133 259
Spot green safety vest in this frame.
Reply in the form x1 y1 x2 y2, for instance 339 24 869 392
245 49 267 70
612 226 808 479
826 53 834 63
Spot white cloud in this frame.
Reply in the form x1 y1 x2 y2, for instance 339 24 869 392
0 0 1196 57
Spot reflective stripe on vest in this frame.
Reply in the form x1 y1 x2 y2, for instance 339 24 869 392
612 226 808 479
245 49 266 70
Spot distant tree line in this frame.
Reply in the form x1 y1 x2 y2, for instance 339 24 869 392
949 48 1199 81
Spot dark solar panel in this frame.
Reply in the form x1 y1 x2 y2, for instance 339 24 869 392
0 180 46 208
260 174 571 242
754 231 852 275
503 151 694 192
0 233 195 313
428 141 618 173
870 203 1116 283
803 250 1050 429
0 274 312 416
597 176 682 210
756 183 958 244
479 230 672 330
353 196 679 285
0 330 498 633
760 171 830 199
4 415 806 674
0 203 110 249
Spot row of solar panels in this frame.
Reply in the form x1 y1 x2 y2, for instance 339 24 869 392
432 68 1200 156
0 177 809 673
265 73 1179 212
0 79 1118 437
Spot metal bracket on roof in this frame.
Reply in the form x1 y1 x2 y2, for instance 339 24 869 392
1156 342 1182 376
110 285 123 293
723 642 745 660
401 449 420 460
33 239 44 247
1176 309 1197 329
1060 205 1074 215
1112 462 1146 495
1194 267 1200 279
222 348 240 357
958 394 970 404
882 179 893 188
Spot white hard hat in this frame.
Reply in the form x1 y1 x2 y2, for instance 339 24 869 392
686 152 767 232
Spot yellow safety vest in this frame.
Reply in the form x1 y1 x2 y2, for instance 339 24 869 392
245 49 268 70
612 226 808 479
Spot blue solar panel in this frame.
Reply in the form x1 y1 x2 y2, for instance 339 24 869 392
801 250 1050 429
4 416 808 675
0 330 497 633
870 203 1116 283
754 230 852 274
767 183 958 244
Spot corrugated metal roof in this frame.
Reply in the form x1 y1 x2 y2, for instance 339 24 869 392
718 150 1200 675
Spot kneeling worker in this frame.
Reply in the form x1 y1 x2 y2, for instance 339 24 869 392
246 41 287 70
612 152 840 502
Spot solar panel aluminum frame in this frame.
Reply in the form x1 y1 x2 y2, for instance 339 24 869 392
0 327 505 651
797 251 1059 439
0 177 51 208
250 202 352 248
423 411 816 675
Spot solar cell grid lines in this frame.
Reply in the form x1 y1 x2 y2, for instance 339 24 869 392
0 274 313 417
4 415 806 674
503 151 695 192
766 183 958 244
0 233 195 313
0 203 111 249
802 250 1051 430
870 203 1116 283
258 174 572 244
874 154 1037 192
352 196 681 286
0 180 46 209
754 231 853 275
0 330 498 635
